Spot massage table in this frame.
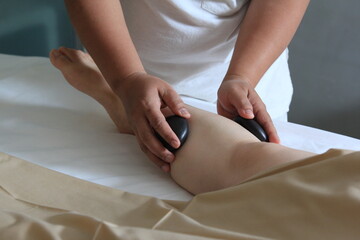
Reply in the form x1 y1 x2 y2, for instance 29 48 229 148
0 53 359 201
1 53 360 239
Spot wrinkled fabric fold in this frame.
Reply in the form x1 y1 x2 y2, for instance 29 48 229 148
1 150 360 239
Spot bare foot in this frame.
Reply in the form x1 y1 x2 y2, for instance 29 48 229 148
49 47 132 134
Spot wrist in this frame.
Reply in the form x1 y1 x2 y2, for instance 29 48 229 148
223 73 256 88
111 71 147 97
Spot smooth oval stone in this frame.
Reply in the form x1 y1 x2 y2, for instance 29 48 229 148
233 116 269 142
155 116 189 152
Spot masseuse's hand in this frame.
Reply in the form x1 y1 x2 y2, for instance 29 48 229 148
117 72 191 172
217 75 280 143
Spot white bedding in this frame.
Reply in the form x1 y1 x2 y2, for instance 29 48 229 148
1 53 359 201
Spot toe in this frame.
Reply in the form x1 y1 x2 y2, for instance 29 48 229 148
59 47 87 62
49 49 72 70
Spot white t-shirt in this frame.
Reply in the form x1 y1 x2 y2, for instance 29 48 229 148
121 0 293 120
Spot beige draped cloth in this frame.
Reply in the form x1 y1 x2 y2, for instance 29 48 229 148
1 149 360 240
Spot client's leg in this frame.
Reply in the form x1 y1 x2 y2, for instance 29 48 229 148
49 47 131 134
171 105 315 194
50 48 316 195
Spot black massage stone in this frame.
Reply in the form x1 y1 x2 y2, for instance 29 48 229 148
156 116 189 152
233 116 269 142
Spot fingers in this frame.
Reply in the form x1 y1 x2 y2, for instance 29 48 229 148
138 88 191 169
160 107 174 117
231 89 255 119
217 100 234 119
237 98 255 119
254 106 280 144
218 79 280 143
217 80 254 120
218 93 254 120
162 88 191 119
248 91 280 143
133 113 176 161
129 96 182 171
119 74 190 171
145 106 180 149
136 135 171 173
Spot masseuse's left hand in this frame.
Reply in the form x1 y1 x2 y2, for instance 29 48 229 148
217 75 280 143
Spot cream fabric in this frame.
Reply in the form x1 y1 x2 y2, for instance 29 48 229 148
1 150 360 239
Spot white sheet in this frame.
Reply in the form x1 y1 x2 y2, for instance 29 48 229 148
0 54 359 201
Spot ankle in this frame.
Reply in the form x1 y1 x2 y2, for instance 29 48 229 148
94 90 118 108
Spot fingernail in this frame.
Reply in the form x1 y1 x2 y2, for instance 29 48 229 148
245 109 254 118
180 108 190 117
171 140 180 148
52 50 60 57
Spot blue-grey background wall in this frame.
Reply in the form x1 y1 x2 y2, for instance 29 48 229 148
0 0 77 56
288 0 360 139
1 0 359 139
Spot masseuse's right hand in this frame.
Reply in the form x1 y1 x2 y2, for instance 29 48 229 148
116 72 191 172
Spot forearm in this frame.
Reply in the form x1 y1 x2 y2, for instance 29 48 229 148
64 0 144 91
226 0 310 87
